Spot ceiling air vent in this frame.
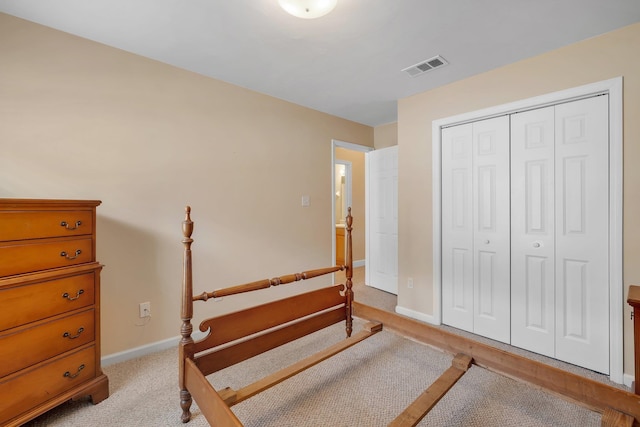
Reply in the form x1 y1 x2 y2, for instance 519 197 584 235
402 55 448 77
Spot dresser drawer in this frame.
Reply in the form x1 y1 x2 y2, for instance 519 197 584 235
0 237 93 277
0 310 95 377
0 346 96 423
0 270 96 332
0 210 94 242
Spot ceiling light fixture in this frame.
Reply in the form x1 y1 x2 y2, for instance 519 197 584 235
278 0 337 19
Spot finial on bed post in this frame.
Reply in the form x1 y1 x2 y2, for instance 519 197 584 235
180 206 194 423
345 207 353 338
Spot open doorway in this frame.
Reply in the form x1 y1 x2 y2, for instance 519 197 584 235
334 160 351 266
331 140 372 269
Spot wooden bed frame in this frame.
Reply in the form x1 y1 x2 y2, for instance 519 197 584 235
179 207 475 426
178 207 388 426
178 206 639 427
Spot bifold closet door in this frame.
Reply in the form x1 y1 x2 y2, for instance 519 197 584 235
510 106 556 358
442 123 474 332
554 95 609 374
511 95 609 374
442 116 510 343
472 116 510 343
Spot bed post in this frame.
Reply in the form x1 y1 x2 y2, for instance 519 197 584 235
179 206 194 423
345 207 353 338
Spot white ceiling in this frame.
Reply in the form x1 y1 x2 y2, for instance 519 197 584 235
2 0 640 126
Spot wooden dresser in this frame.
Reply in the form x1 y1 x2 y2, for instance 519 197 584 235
0 199 109 426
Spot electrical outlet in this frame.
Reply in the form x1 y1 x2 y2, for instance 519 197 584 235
139 301 151 318
407 277 414 289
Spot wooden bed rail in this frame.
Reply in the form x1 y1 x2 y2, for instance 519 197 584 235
354 302 640 426
219 321 383 407
389 353 473 427
193 265 345 301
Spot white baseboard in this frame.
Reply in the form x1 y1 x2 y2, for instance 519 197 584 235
353 259 365 268
623 373 635 390
395 305 440 326
101 336 179 367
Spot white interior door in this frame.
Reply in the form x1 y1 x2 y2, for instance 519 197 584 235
366 146 398 294
511 105 556 357
554 95 609 374
441 124 474 331
472 116 511 343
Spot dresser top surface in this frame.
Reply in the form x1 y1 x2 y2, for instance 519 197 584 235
0 199 102 209
628 285 640 306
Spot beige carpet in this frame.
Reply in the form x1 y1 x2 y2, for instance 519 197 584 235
23 267 620 426
26 320 602 427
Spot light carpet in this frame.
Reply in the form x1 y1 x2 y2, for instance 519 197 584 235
26 319 602 426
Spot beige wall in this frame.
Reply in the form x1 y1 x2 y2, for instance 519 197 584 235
0 14 374 356
374 122 398 149
397 22 640 376
4 9 637 377
335 147 365 261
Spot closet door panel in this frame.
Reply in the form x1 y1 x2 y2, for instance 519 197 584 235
441 124 474 332
554 95 609 374
472 116 510 343
511 107 555 357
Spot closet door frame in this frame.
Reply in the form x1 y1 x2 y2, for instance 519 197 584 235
431 77 623 384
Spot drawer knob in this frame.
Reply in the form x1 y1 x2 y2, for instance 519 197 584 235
63 364 85 379
62 289 85 301
60 249 82 260
63 327 85 339
60 220 82 230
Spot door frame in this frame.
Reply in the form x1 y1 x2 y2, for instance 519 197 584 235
431 77 623 383
331 139 373 267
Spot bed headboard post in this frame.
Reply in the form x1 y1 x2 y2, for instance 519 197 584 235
179 206 194 422
345 207 353 337
181 206 194 342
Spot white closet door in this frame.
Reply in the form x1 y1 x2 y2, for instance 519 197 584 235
472 116 511 343
511 106 556 357
441 123 474 331
555 95 609 374
441 94 610 373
